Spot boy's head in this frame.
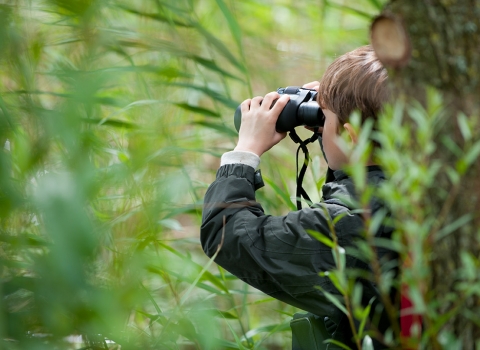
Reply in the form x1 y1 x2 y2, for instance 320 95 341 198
317 45 389 127
317 45 389 170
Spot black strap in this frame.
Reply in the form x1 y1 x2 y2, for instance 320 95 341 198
289 129 320 210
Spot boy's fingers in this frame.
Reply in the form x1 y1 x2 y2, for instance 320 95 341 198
302 81 320 91
240 99 251 114
250 96 263 109
261 91 280 109
269 94 290 116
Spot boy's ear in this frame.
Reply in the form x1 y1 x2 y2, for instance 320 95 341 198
343 123 358 144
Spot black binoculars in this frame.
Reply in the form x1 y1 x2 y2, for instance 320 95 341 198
234 86 325 133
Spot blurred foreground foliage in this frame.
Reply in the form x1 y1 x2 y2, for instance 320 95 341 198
0 0 383 348
6 0 480 349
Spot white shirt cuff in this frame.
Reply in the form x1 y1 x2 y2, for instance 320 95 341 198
220 151 261 169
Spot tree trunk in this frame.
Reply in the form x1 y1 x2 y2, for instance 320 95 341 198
371 1 480 348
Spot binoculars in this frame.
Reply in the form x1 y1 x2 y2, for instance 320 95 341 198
234 86 325 133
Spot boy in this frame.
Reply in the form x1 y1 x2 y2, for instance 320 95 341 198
201 46 394 348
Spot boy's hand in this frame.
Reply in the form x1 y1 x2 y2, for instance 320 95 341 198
302 81 320 91
234 91 290 157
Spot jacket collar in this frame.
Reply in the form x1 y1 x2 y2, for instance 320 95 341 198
322 166 385 205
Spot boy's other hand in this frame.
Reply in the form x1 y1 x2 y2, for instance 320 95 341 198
302 81 320 91
234 91 290 157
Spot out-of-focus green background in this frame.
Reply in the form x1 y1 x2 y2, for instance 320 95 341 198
0 0 384 348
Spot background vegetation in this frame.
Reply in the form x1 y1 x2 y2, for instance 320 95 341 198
2 0 479 349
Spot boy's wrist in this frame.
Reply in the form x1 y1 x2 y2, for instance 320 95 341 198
221 150 261 169
234 143 263 157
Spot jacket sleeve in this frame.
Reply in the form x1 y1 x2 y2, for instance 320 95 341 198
201 163 355 318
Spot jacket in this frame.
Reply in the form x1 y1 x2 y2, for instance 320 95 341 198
201 163 394 329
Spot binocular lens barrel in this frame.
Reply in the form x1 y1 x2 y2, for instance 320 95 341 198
298 101 324 128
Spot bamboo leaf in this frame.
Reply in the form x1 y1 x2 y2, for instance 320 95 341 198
464 141 480 167
189 55 244 81
241 322 290 342
174 103 220 118
315 287 347 315
323 339 352 350
357 301 373 337
263 177 297 211
215 310 238 319
193 22 246 73
97 64 193 78
156 242 230 294
226 322 248 350
362 335 374 350
0 233 49 247
436 214 473 241
81 117 137 129
368 0 384 10
165 82 239 109
193 121 237 137
306 229 334 248
214 0 242 50
457 112 472 142
116 4 193 27
325 2 374 19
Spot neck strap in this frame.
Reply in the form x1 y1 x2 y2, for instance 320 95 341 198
288 129 319 210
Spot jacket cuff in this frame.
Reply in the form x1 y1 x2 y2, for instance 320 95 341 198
216 163 265 190
221 151 260 169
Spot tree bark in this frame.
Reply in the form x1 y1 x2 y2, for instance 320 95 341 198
372 1 480 348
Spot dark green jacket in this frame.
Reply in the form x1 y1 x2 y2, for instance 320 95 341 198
201 163 393 327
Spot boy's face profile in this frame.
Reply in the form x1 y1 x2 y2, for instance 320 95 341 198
320 108 357 171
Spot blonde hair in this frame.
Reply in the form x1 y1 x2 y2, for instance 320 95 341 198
318 45 389 126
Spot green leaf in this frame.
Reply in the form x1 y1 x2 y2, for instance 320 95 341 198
226 322 248 350
174 103 220 118
372 237 404 253
460 251 478 281
213 338 243 349
368 208 387 235
193 22 246 73
436 214 472 241
306 229 334 248
241 322 290 342
332 212 348 225
193 121 237 137
441 136 463 157
160 268 226 295
166 82 239 109
357 299 374 337
0 233 49 247
215 310 238 319
362 335 374 350
189 55 244 81
263 177 297 211
315 287 347 315
457 112 472 141
157 242 230 294
325 2 374 19
81 117 137 129
367 0 384 10
136 310 167 325
464 141 480 168
116 4 193 27
97 64 193 78
334 246 346 272
323 339 352 350
324 269 346 294
214 0 242 50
